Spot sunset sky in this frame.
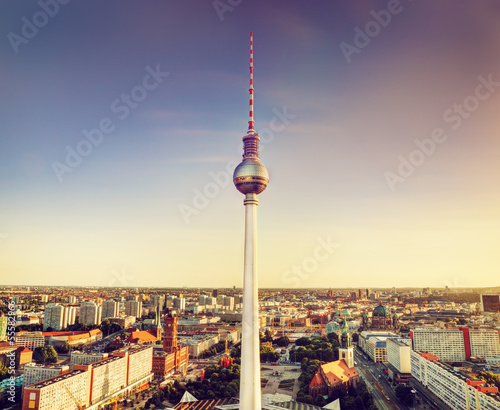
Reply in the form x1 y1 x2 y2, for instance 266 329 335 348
1 0 499 288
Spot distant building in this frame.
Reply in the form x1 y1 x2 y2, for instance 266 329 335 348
15 332 45 348
15 346 33 369
481 294 500 313
44 303 76 331
70 351 108 368
370 302 397 330
125 300 143 318
101 299 119 319
79 301 102 326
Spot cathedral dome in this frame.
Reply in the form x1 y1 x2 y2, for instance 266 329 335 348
372 304 389 317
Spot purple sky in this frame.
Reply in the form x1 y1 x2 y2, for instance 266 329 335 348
1 0 499 288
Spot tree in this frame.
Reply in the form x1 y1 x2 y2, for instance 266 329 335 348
274 336 290 347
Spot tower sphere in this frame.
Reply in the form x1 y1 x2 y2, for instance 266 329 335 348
233 157 269 195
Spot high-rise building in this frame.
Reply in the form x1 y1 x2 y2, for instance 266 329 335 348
125 300 142 319
173 297 185 311
79 301 102 326
386 338 411 374
411 328 466 362
232 31 270 409
43 304 65 331
102 299 119 319
480 294 500 313
460 327 500 359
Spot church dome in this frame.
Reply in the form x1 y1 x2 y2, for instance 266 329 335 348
372 304 389 317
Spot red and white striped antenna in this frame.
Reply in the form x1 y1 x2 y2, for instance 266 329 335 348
248 31 255 132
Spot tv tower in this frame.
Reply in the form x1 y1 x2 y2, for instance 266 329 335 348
233 31 269 409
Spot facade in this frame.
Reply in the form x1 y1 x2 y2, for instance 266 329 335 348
101 299 119 319
43 304 67 331
480 294 500 313
125 300 143 318
15 332 45 348
22 363 70 389
152 312 189 378
411 351 500 409
70 351 107 368
359 331 398 362
467 328 500 359
386 338 412 374
0 313 7 341
411 328 466 362
79 301 102 326
15 347 33 369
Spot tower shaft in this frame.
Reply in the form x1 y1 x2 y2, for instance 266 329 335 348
240 193 261 409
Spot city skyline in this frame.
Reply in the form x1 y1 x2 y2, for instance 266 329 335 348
1 1 500 288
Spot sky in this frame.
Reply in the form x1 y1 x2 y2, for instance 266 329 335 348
1 0 499 289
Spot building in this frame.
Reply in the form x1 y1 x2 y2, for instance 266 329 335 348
44 303 76 331
359 331 398 362
411 350 500 409
15 346 33 369
480 294 500 313
0 313 7 341
309 320 358 399
101 299 119 319
173 297 186 311
125 300 143 319
70 351 108 368
15 332 45 348
22 346 154 410
79 301 102 326
465 328 500 359
152 311 189 378
22 363 71 389
370 302 397 330
411 328 466 362
386 338 412 382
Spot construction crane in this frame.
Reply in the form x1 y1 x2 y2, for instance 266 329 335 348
64 386 83 410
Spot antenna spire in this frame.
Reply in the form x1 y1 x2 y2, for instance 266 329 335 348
248 31 255 132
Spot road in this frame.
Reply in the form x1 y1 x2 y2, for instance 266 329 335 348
354 347 408 410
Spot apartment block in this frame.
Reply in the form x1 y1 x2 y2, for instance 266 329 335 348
386 338 412 373
411 328 466 362
411 350 500 409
